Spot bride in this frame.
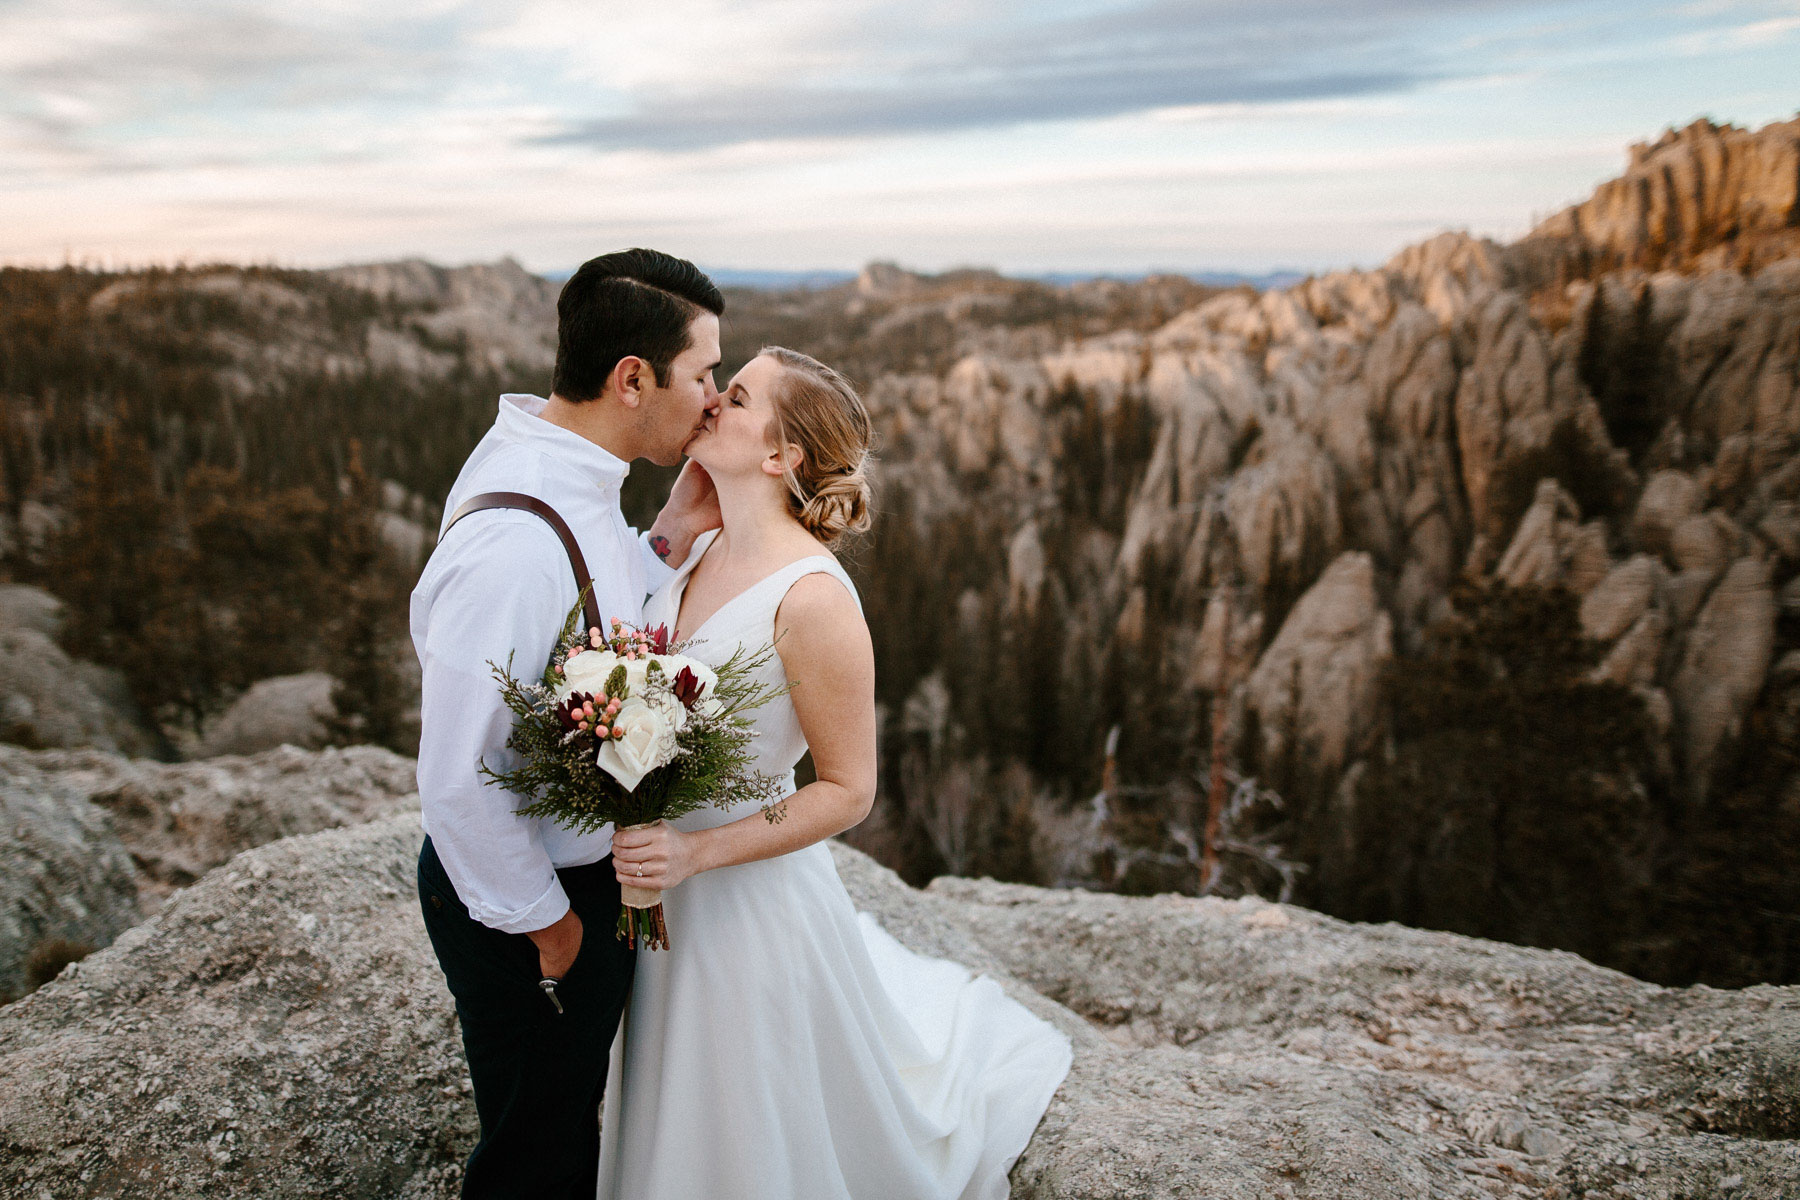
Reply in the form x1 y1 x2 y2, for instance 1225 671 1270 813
599 346 1072 1199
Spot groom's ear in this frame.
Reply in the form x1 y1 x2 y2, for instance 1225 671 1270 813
611 355 651 408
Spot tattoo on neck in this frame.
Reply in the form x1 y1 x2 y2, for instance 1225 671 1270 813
650 534 672 561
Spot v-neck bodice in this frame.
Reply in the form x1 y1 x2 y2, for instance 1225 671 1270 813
666 528 839 644
642 528 863 828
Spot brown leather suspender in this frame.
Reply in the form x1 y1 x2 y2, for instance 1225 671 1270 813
442 491 603 632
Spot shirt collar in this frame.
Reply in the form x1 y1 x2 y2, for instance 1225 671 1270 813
494 393 630 495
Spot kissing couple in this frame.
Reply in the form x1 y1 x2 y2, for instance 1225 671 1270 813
411 248 1072 1199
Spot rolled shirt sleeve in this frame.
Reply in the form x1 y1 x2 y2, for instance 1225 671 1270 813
414 516 575 933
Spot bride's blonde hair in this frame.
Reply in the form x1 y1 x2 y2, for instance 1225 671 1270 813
760 346 874 547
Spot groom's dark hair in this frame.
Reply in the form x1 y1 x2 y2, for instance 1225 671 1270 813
552 249 725 401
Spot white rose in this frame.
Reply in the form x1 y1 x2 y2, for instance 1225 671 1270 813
595 696 678 791
648 691 690 735
558 649 622 702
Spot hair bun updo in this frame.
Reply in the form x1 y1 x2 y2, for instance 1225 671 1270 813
762 347 875 547
798 461 872 545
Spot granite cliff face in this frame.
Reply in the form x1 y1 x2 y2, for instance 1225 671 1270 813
807 117 1800 986
1519 117 1800 274
0 749 1793 1199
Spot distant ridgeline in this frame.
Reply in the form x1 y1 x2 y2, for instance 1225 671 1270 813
3 116 1798 989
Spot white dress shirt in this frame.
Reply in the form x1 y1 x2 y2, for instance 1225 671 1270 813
411 393 677 933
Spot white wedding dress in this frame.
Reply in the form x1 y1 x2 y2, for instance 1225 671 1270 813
596 529 1072 1200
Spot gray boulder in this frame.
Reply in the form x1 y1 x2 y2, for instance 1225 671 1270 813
0 748 141 1002
0 584 161 757
0 584 62 637
9 743 417 895
0 816 471 1198
194 672 339 759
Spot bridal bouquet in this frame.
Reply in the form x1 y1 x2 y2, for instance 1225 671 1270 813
481 598 790 949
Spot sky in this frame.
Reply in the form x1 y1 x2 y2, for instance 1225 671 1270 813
1 0 1796 276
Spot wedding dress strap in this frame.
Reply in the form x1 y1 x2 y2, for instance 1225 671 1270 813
444 491 603 631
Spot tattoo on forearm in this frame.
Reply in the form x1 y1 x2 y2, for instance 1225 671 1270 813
650 535 672 561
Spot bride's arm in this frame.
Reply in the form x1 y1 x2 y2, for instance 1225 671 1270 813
611 572 877 890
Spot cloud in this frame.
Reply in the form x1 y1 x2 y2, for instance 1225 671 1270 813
544 69 1421 151
2 0 1795 273
537 0 1535 151
0 0 475 170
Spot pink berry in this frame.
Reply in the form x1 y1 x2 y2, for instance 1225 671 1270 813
606 699 620 714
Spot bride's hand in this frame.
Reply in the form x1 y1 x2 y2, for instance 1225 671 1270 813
613 821 701 892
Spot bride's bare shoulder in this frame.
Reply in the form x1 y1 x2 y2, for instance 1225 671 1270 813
773 574 870 696
773 567 864 645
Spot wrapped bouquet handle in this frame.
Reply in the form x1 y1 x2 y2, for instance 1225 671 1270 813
617 821 672 950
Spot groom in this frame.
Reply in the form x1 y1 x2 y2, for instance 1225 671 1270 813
411 249 724 1198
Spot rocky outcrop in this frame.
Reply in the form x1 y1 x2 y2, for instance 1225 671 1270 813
1521 116 1800 272
0 816 471 1198
1493 478 1610 594
914 867 1800 1199
0 750 141 1001
3 744 418 896
1244 552 1393 777
0 585 162 757
1 791 1793 1199
0 744 415 1003
325 257 558 372
1669 556 1779 796
193 672 339 759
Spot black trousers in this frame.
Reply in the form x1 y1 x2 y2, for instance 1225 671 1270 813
417 836 636 1200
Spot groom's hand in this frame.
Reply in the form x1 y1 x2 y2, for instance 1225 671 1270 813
526 908 584 979
647 461 721 568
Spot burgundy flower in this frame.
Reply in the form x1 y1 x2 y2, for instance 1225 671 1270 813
646 622 671 655
672 666 706 710
554 692 596 732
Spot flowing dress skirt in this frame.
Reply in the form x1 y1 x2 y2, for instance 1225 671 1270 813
596 840 1072 1200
